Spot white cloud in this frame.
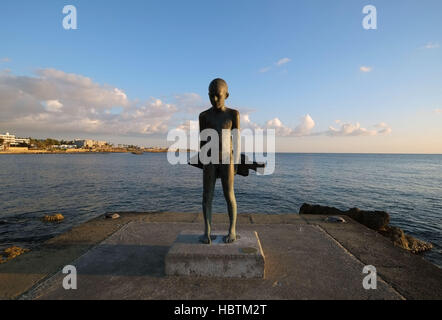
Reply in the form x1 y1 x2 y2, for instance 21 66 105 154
259 57 291 73
293 114 315 136
174 92 205 113
276 58 291 66
177 111 387 139
326 121 391 136
374 122 392 135
434 108 442 114
43 100 63 112
422 42 440 49
0 68 177 136
265 118 294 136
175 110 314 138
259 67 271 73
328 122 375 136
241 113 261 130
244 114 389 138
360 66 372 73
176 120 199 132
113 88 128 101
0 68 393 143
241 113 315 137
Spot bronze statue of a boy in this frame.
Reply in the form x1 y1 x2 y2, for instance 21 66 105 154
199 78 240 244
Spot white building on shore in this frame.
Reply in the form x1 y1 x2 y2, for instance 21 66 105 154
0 132 30 146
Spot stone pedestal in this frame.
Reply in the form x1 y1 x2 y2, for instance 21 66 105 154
165 230 265 278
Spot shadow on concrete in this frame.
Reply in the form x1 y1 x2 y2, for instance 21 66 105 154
0 244 170 278
74 244 170 277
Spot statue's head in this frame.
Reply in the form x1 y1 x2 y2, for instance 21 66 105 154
209 78 229 109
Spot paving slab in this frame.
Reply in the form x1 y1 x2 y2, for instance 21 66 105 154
302 214 442 300
23 221 403 300
145 212 198 223
251 213 306 224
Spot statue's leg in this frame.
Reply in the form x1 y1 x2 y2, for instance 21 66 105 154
201 164 216 244
220 163 237 243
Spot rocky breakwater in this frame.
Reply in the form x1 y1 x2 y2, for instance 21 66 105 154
300 203 433 254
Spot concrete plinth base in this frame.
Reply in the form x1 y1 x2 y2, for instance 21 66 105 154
165 230 265 278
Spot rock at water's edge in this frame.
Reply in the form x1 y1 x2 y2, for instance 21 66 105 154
300 203 389 231
346 207 389 231
325 216 347 223
300 203 343 216
105 213 120 219
379 226 433 253
300 203 433 254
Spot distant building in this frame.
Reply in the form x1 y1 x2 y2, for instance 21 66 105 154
0 132 16 144
95 140 107 148
52 144 77 149
14 137 31 145
74 139 108 148
0 132 30 146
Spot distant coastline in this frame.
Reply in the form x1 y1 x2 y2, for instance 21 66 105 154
1 150 441 155
0 149 125 155
0 148 192 155
0 132 186 155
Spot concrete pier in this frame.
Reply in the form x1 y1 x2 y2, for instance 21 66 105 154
0 212 441 300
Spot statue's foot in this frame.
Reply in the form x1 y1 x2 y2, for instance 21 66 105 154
199 234 212 244
223 233 237 243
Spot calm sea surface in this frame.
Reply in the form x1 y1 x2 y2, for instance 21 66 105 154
0 153 441 267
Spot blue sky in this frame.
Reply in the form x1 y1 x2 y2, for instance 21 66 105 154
1 0 441 152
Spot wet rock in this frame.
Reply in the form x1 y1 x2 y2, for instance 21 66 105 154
42 213 64 222
379 226 433 253
300 203 343 215
105 213 120 219
0 246 30 264
300 203 389 231
325 216 347 223
346 208 389 231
